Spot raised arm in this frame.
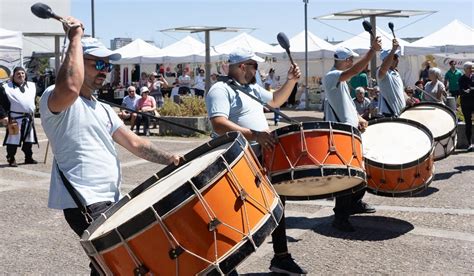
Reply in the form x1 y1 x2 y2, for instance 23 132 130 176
267 64 301 108
377 39 400 79
48 17 85 113
340 36 382 82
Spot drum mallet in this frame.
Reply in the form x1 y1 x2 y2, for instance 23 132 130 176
388 22 396 38
277 32 296 67
362 20 375 38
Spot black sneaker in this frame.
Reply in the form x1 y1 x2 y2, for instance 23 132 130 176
332 217 355 232
25 158 38 164
350 202 376 215
7 157 17 167
269 253 307 275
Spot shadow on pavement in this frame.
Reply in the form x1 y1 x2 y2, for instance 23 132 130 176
294 215 415 241
411 187 439 197
434 165 474 181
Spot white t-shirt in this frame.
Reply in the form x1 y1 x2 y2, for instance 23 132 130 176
322 67 359 128
424 80 445 103
206 80 273 140
40 86 124 209
376 68 406 116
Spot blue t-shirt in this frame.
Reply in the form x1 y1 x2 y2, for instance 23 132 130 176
205 81 273 140
376 68 406 116
40 86 124 209
323 68 359 128
121 94 141 110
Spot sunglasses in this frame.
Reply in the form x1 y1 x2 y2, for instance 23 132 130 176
244 62 258 70
85 58 113 72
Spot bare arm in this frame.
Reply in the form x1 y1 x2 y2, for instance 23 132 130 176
340 36 382 82
268 64 301 108
113 126 180 165
48 17 85 113
377 39 400 79
210 116 276 151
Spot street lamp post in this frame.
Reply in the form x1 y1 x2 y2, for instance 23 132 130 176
91 0 95 37
304 0 309 110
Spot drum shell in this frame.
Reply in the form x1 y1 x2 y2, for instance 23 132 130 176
262 121 366 200
363 118 435 197
80 132 282 275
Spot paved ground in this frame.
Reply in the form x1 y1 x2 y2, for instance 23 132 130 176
0 109 473 275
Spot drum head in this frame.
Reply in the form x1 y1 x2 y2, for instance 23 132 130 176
89 143 230 239
363 118 433 166
400 103 456 139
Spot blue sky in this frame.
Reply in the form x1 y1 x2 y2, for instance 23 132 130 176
72 0 474 48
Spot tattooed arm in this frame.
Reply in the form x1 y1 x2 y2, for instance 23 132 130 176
113 126 181 165
48 16 85 113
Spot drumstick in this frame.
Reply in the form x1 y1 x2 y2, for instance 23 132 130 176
414 86 443 102
277 32 296 67
388 22 396 38
30 2 81 30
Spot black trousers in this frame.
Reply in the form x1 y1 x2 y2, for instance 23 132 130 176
333 188 366 219
63 201 113 276
461 99 473 144
135 111 154 134
6 142 33 160
271 196 288 254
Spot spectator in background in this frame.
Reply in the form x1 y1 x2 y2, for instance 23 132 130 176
178 70 192 95
458 61 474 151
148 72 168 108
419 60 431 85
413 80 425 102
139 72 148 88
0 67 39 167
353 86 371 120
424 67 446 103
444 60 463 98
405 86 420 107
368 86 381 119
136 86 157 136
193 69 205 97
118 86 141 131
264 68 281 125
349 65 369 98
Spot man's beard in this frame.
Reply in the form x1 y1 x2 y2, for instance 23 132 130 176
249 75 256 84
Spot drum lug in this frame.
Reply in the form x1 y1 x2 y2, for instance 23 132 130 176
380 179 386 184
397 178 404 183
414 173 421 178
168 246 184 260
208 218 222 232
329 146 336 152
240 189 248 201
133 265 149 276
255 176 261 187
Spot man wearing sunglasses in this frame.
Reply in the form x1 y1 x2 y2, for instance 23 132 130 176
39 16 180 275
205 48 306 275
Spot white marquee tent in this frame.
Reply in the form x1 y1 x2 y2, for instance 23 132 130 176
404 19 474 55
213 32 281 56
273 30 336 59
157 35 219 63
113 38 162 64
0 27 23 79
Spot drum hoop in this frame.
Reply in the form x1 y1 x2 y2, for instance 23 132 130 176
401 102 457 120
401 102 457 140
270 166 366 184
364 118 434 169
367 174 433 197
273 121 361 138
275 128 363 141
81 132 247 243
280 182 367 201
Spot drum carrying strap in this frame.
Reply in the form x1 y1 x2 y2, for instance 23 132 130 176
56 163 93 223
381 95 395 117
325 100 342 122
